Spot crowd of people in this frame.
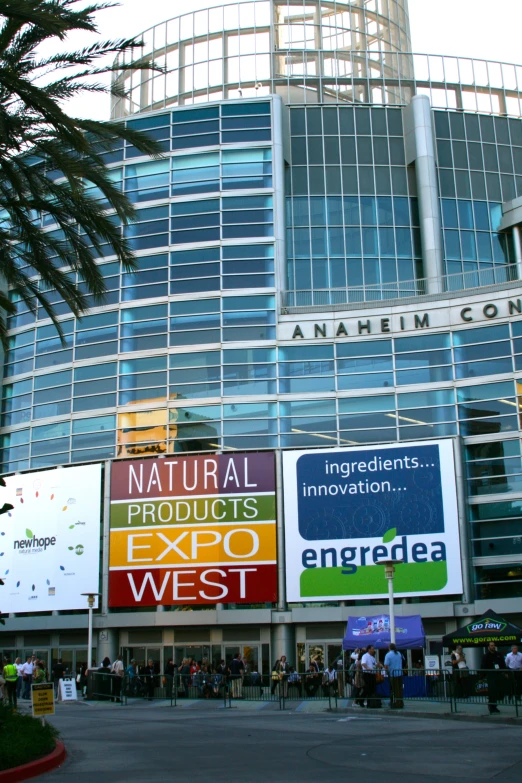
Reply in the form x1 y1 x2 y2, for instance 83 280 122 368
450 642 522 713
0 653 52 710
2 642 521 712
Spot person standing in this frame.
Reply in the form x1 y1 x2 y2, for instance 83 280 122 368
111 655 124 702
229 652 245 699
481 641 507 714
143 658 156 700
52 658 66 700
15 657 23 701
3 658 18 710
505 644 522 702
361 645 381 708
275 655 290 697
164 658 175 699
21 655 34 700
451 645 469 698
384 643 404 709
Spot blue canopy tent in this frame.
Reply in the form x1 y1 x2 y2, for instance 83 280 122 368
343 614 426 650
343 614 427 698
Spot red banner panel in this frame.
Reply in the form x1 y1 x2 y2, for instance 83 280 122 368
108 563 277 607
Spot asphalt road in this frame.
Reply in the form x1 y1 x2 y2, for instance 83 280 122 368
39 703 522 783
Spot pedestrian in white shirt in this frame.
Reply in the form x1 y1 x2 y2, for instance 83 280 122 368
361 645 382 708
505 645 522 670
505 644 522 701
21 655 34 700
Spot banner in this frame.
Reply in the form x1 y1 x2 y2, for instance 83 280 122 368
283 440 463 602
1 464 102 612
109 453 277 606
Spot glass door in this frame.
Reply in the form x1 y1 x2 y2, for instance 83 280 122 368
306 644 325 671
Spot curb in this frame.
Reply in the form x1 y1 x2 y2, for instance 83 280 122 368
0 741 66 783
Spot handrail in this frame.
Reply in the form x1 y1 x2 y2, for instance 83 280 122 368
282 265 521 313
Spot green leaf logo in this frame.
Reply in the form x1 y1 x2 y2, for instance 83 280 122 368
69 525 75 529
25 528 33 538
68 546 74 551
382 528 396 544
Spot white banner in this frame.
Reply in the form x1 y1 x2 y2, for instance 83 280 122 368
283 439 463 603
1 464 102 612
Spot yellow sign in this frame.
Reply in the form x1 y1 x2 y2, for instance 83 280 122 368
32 683 55 717
109 522 276 568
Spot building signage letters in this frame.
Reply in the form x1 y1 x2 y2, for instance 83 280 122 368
284 297 522 340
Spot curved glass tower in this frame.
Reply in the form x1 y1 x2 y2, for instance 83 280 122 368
111 0 413 116
3 0 522 674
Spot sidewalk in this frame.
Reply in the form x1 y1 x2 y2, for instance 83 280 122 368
22 695 521 723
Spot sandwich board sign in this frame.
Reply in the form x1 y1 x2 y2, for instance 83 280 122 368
32 683 55 717
58 677 78 701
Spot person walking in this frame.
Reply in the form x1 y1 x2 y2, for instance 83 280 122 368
481 641 507 714
229 652 245 699
384 643 404 709
3 658 18 710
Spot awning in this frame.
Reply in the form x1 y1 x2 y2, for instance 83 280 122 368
442 609 522 647
343 614 425 650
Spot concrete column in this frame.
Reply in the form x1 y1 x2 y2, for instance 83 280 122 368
101 461 111 615
97 628 119 664
513 225 522 280
270 623 296 665
404 95 444 294
275 450 287 611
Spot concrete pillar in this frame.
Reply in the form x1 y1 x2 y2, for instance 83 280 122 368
270 623 296 666
465 643 483 671
275 451 287 611
404 95 444 294
97 628 119 665
513 225 522 280
101 460 111 615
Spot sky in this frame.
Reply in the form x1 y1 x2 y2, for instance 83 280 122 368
50 0 522 120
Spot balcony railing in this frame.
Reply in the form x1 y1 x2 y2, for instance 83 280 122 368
282 264 520 311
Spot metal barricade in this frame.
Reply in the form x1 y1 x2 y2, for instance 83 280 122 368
87 671 125 704
123 673 175 705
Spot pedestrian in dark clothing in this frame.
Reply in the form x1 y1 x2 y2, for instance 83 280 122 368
229 653 244 699
481 642 507 714
165 658 175 698
144 658 156 700
52 659 66 699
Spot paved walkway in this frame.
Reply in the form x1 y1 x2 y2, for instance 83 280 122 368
24 694 520 723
